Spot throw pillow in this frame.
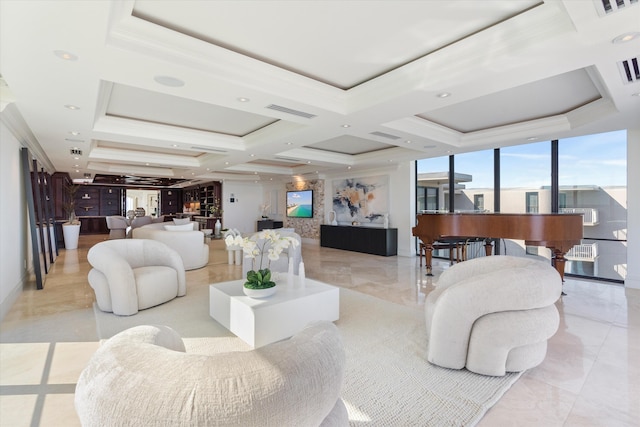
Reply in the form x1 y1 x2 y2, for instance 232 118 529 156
164 223 194 232
173 218 191 225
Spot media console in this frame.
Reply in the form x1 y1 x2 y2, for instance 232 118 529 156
320 225 397 256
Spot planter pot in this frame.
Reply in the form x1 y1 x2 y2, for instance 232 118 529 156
243 286 277 298
62 223 81 250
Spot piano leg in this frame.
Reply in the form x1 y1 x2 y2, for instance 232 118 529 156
551 250 568 282
552 250 568 295
425 244 434 276
484 239 494 256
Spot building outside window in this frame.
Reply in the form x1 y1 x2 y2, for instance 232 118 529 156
558 130 627 281
474 194 484 211
525 192 539 213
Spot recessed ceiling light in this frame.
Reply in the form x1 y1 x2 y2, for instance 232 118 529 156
612 32 640 44
74 164 79 167
225 162 229 165
69 131 80 136
405 140 412 144
285 142 293 145
437 92 451 98
250 154 255 157
347 166 352 169
191 172 195 175
145 163 150 166
171 144 179 147
342 124 351 128
64 104 80 110
154 75 185 87
73 156 79 160
526 137 538 141
53 50 78 61
237 97 250 102
75 169 79 173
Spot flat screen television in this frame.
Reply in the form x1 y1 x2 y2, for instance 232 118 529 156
286 190 313 218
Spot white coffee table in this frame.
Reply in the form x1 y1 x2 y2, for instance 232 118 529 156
209 278 339 348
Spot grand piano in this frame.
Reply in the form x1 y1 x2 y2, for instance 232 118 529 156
412 212 583 280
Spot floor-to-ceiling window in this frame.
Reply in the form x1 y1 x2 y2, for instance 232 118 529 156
454 150 495 212
558 130 627 281
415 130 627 283
500 141 551 214
416 156 450 212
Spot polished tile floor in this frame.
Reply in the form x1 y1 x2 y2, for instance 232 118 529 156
1 234 638 426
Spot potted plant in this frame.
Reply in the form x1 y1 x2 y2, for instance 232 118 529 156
237 229 299 298
62 183 81 250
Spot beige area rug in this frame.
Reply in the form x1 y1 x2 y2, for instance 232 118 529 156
94 284 521 426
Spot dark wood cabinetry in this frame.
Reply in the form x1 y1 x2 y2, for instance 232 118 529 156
100 187 123 216
320 225 397 256
72 185 124 218
257 220 283 231
182 182 222 217
160 189 181 215
51 172 72 220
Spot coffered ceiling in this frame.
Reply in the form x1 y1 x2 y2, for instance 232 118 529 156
1 0 639 187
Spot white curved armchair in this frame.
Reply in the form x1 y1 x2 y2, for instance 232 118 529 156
87 239 186 316
75 322 348 426
425 255 561 376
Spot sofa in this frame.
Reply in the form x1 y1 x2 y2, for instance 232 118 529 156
425 255 561 376
75 322 348 426
132 222 208 270
241 229 302 276
87 239 186 316
126 215 165 237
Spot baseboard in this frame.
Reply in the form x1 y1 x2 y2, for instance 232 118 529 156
0 272 28 323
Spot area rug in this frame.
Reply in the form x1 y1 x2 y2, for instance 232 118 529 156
94 284 521 426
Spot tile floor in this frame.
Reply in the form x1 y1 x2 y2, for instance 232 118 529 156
0 234 638 426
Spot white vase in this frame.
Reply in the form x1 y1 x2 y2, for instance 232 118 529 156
214 219 221 237
62 223 81 250
329 210 338 226
243 286 277 298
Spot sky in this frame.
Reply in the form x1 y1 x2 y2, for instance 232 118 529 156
417 129 627 189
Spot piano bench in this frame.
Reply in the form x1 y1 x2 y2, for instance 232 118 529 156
419 241 466 267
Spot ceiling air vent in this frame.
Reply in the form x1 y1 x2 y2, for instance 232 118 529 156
370 131 401 140
265 104 317 119
617 57 640 84
275 156 302 163
70 148 82 156
593 0 638 17
190 146 227 153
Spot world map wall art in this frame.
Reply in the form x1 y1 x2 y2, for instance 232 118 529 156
332 175 389 225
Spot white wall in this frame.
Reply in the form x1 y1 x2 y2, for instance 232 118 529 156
221 180 267 235
0 120 29 321
626 128 640 289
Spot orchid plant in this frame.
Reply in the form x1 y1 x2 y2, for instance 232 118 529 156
237 229 299 289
